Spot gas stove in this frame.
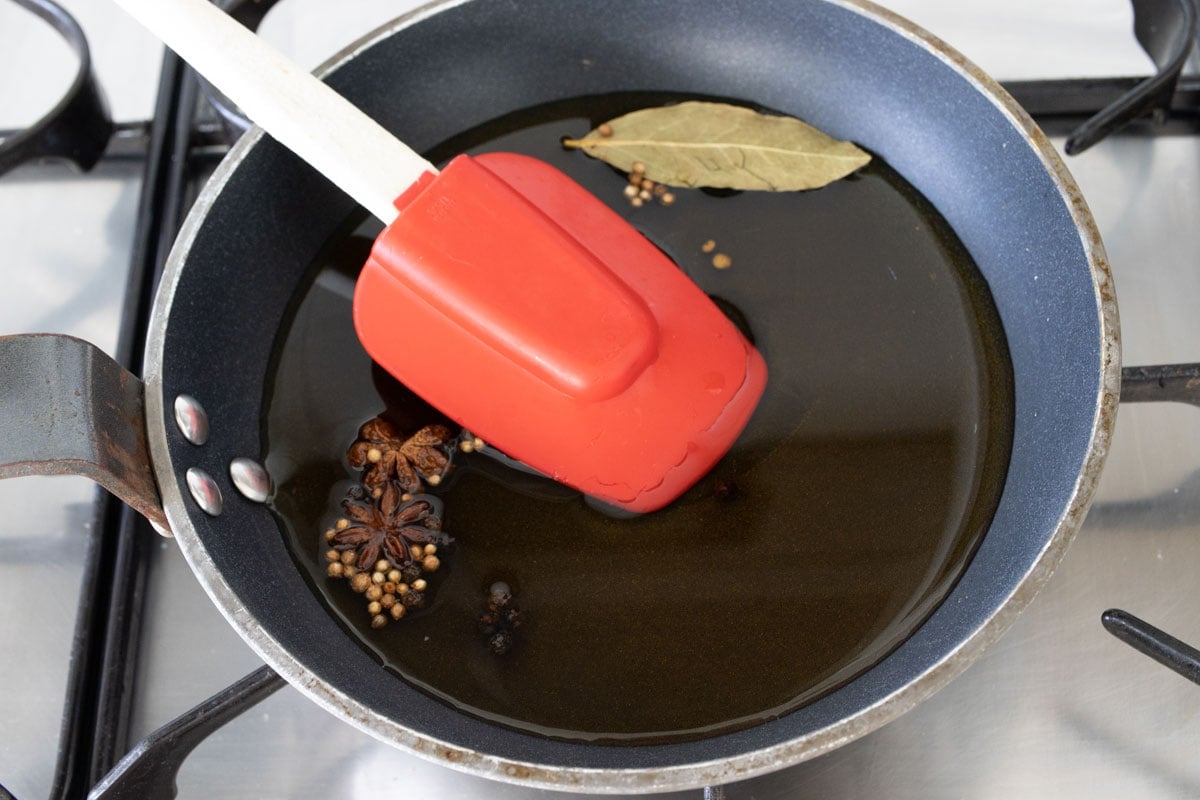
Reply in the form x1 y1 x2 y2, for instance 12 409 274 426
1 1 1198 798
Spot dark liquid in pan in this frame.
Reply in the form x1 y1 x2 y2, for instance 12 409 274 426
263 94 1014 744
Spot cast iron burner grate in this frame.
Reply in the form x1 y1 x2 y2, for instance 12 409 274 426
1 0 1199 797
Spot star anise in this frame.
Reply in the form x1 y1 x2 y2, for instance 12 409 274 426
347 418 454 493
331 482 449 570
399 424 454 478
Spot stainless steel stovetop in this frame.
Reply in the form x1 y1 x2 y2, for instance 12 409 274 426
1 1 1198 797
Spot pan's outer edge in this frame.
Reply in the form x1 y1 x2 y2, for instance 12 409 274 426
143 0 1121 792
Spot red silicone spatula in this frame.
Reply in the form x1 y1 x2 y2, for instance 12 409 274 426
113 0 767 513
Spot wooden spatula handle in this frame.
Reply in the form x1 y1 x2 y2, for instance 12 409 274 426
111 0 435 223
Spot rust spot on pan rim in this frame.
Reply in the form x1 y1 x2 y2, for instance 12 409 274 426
143 0 1121 792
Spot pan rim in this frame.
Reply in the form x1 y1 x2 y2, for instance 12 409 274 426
143 0 1120 792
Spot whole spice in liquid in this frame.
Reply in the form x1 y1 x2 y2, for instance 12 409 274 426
263 93 1014 745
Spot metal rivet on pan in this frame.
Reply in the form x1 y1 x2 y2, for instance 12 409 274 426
186 467 223 516
174 394 209 445
230 457 272 503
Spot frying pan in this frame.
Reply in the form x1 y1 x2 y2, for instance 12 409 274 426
0 0 1118 792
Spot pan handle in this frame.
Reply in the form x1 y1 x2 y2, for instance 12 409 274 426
0 333 169 534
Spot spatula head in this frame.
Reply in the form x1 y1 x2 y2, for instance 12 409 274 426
354 153 767 512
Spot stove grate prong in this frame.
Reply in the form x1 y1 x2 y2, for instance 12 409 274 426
1102 609 1200 686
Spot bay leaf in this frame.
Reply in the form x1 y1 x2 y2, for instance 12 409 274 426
563 101 870 191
